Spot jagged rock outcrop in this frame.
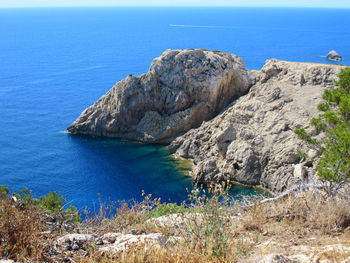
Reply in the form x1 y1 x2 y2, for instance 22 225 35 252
327 50 342 61
68 49 253 143
169 60 344 192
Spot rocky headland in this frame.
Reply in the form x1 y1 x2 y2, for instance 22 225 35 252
68 49 344 193
68 49 252 144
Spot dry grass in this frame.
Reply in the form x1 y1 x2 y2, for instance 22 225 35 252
1 185 350 262
84 193 164 235
0 198 46 261
80 245 222 263
79 237 256 263
238 190 350 261
242 191 350 235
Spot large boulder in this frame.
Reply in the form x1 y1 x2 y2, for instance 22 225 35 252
169 60 344 192
68 49 253 143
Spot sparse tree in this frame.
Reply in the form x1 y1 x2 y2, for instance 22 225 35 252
295 67 350 192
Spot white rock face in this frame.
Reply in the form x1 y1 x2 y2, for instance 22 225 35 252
242 254 294 263
169 60 344 192
98 233 166 254
56 233 94 246
147 213 203 229
293 164 307 182
243 244 350 263
68 49 253 143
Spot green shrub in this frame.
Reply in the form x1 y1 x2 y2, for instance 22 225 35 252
65 205 82 223
0 186 81 223
38 191 82 223
18 188 35 205
38 191 66 213
295 67 350 189
151 202 187 218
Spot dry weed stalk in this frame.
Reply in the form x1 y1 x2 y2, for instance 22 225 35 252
0 198 46 261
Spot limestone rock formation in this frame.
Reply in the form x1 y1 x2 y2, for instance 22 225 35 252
169 60 343 192
68 48 345 192
68 49 253 143
327 50 342 61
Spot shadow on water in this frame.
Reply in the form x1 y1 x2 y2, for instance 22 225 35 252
66 134 194 209
66 134 266 212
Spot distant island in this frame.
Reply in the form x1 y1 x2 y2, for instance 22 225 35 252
327 50 342 61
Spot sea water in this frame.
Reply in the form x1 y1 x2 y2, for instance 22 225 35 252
0 7 349 209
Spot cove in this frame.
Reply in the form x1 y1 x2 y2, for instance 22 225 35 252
65 135 261 211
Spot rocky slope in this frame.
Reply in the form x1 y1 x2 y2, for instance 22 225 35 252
68 49 345 192
68 49 252 143
169 59 343 192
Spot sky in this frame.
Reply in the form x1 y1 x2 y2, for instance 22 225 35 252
0 0 349 8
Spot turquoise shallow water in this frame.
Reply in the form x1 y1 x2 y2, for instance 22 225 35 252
0 7 349 209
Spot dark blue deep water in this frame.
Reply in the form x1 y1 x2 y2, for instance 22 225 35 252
0 7 349 209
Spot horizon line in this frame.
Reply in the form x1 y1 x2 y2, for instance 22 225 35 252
0 5 350 9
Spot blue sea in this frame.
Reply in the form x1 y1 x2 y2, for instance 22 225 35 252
0 7 349 210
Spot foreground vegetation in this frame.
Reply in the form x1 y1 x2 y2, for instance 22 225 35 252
1 183 350 262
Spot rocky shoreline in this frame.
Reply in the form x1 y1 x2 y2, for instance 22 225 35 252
68 49 345 193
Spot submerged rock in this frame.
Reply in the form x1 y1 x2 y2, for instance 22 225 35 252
327 50 342 61
68 49 253 143
169 59 343 192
